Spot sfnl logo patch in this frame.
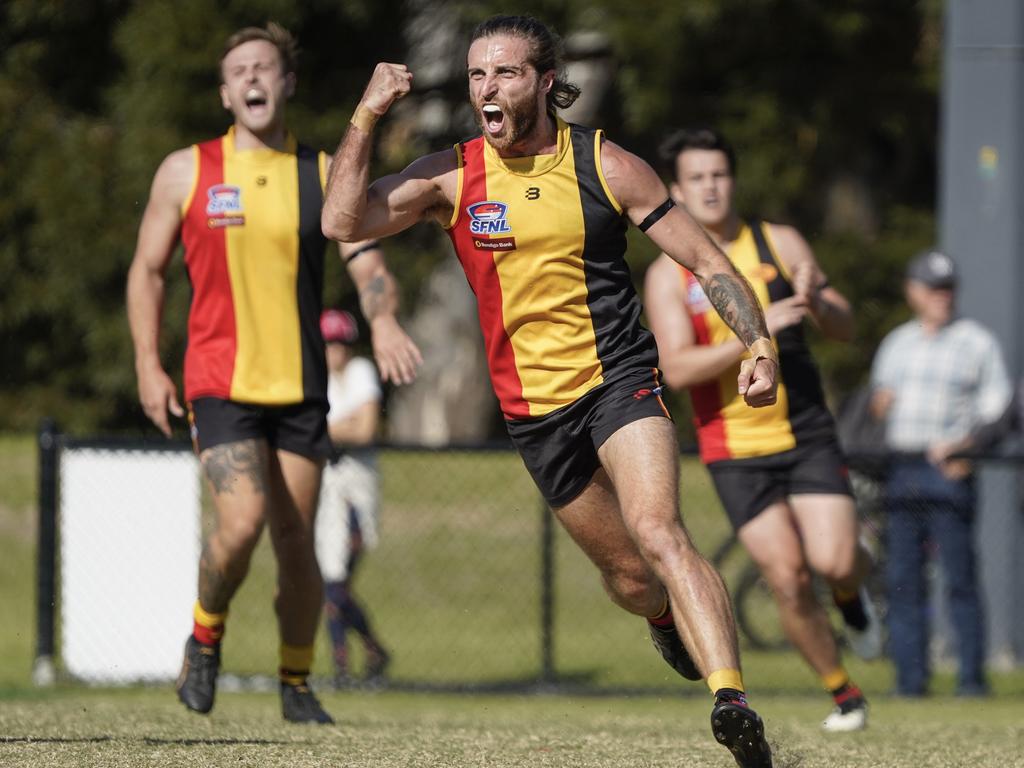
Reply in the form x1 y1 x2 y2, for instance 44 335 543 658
467 200 516 251
206 184 245 228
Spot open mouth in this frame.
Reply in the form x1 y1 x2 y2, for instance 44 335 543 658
244 88 268 112
481 104 505 135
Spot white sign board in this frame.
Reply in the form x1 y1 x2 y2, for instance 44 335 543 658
60 448 201 683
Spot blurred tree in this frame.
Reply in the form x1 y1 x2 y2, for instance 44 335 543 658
580 0 942 426
0 0 134 431
0 0 942 438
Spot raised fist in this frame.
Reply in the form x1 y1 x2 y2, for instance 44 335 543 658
360 62 414 116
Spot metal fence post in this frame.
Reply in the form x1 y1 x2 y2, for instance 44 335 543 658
33 418 59 686
540 496 556 685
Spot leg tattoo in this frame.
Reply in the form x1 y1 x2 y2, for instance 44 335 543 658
202 441 268 495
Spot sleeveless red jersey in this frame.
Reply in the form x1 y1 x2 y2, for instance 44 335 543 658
180 128 329 405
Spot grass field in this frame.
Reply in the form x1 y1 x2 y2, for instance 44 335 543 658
3 432 1024 766
2 686 1023 767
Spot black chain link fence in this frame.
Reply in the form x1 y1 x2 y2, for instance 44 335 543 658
35 423 1024 692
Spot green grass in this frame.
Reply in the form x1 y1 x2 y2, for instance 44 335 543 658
4 432 1024 766
216 449 738 684
1 687 1022 767
0 434 37 690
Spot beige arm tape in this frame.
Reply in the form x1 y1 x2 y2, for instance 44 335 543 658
748 337 778 365
350 104 380 133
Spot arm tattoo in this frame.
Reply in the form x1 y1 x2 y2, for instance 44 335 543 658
360 275 387 321
703 272 769 347
202 440 268 496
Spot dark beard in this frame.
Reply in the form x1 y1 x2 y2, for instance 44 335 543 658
475 95 539 153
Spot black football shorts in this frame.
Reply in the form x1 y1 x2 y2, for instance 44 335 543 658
188 397 330 460
506 368 672 508
706 437 853 531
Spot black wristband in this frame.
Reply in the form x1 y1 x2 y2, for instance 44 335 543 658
344 240 381 262
637 198 676 232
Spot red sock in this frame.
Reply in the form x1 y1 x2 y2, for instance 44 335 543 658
832 682 864 705
192 601 225 646
647 600 674 628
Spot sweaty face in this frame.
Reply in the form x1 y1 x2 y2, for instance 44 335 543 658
219 39 294 135
467 34 551 153
671 149 735 229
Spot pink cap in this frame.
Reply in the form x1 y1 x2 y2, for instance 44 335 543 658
320 309 358 345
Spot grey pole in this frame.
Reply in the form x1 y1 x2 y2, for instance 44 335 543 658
540 497 556 686
939 0 1024 668
33 419 59 686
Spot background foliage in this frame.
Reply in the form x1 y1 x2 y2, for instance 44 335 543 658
0 0 942 433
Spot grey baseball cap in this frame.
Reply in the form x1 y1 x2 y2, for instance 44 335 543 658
906 249 957 289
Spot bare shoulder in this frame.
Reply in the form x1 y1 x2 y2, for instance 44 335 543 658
764 221 815 264
597 139 668 215
402 147 461 202
647 252 685 284
151 146 196 207
599 139 659 187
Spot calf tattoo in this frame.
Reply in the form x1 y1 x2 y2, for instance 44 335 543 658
199 439 268 612
198 544 236 613
703 272 769 347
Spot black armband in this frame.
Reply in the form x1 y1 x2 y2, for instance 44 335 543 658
344 240 381 262
637 198 676 232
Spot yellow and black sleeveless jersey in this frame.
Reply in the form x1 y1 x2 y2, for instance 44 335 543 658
180 127 329 406
445 118 658 419
680 221 835 463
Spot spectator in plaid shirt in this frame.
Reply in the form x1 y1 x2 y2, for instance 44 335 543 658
869 249 1012 697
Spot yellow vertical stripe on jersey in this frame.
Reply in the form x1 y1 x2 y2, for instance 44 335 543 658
710 226 795 456
181 144 200 217
317 150 328 191
222 137 304 403
483 128 603 416
447 143 465 230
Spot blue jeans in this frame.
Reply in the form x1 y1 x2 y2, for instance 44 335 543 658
885 460 986 695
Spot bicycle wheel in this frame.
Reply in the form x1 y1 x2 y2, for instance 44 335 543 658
733 563 789 651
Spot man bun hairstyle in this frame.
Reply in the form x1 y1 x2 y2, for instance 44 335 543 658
471 14 581 112
659 126 738 177
221 21 299 77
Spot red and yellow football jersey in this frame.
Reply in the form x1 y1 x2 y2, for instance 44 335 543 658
682 222 835 463
445 119 658 419
180 128 329 405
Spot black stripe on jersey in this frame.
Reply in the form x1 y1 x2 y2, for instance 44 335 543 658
748 219 834 443
570 126 658 378
296 144 328 404
749 219 792 303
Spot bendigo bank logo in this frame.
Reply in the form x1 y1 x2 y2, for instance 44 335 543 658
467 200 515 251
206 184 245 228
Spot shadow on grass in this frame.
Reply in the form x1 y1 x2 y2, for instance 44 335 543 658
142 737 292 746
1 736 113 743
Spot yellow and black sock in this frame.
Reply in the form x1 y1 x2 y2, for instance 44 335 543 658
823 667 863 705
192 601 226 647
279 643 314 686
708 669 747 704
